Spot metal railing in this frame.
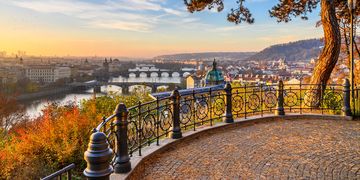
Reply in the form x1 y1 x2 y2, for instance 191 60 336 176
355 86 360 116
41 164 75 180
83 79 354 179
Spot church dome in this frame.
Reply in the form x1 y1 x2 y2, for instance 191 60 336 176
205 59 225 86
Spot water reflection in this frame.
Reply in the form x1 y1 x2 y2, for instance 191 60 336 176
23 76 181 118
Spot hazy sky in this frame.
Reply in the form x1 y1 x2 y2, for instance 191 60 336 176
0 0 323 58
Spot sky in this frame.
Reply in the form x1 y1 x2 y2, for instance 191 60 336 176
0 0 323 58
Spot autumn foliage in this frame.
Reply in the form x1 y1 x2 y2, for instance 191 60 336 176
0 92 152 179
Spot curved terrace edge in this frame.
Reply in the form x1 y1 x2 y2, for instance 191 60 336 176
110 114 353 180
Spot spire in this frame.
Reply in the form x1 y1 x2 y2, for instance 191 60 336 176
212 59 217 70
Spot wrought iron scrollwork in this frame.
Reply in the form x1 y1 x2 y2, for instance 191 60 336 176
323 91 343 110
195 94 209 122
212 91 225 117
247 94 261 111
303 90 321 108
180 97 193 126
159 103 173 132
232 90 244 116
88 81 349 176
264 90 277 108
284 91 298 107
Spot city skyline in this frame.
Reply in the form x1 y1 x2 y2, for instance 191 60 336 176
0 0 323 58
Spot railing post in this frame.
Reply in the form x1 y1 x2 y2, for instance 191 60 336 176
171 89 182 139
113 103 131 173
83 130 113 180
343 79 352 117
224 82 234 123
275 80 285 116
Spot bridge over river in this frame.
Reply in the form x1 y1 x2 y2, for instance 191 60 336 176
70 80 180 94
119 64 196 78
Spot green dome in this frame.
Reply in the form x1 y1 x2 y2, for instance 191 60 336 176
205 59 225 86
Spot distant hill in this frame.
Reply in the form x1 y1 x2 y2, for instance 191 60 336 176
246 39 323 61
154 52 256 61
154 39 323 62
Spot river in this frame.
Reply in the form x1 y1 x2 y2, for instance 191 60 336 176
23 75 182 118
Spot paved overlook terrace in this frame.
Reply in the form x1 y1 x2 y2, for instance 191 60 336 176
133 118 360 179
76 79 360 180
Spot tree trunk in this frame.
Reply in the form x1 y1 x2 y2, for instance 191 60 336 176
306 0 341 107
354 38 360 57
342 21 351 66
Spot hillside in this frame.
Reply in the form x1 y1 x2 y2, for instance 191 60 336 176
154 52 256 61
246 39 323 61
154 39 323 62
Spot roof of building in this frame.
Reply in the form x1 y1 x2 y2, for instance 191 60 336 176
205 59 224 84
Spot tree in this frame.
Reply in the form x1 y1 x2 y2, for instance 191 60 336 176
0 93 25 133
0 92 153 179
317 2 360 72
184 0 360 104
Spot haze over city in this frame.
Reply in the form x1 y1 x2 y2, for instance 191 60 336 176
1 0 360 179
0 0 323 58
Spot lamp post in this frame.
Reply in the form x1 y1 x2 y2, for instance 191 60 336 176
348 0 357 113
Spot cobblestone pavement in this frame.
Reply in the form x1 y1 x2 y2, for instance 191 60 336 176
136 119 360 180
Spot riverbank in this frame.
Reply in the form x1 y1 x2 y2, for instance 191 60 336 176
16 86 76 102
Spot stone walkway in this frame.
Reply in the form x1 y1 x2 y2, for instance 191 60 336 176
135 119 360 180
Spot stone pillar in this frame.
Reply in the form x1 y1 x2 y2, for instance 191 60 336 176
171 89 182 139
224 82 234 123
275 80 285 116
84 131 113 180
93 86 101 93
122 86 129 94
343 79 352 117
113 103 131 173
151 85 157 93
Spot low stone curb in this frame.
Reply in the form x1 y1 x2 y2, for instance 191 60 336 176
110 114 351 180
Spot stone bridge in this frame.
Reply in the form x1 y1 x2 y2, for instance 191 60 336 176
120 70 195 78
70 81 180 94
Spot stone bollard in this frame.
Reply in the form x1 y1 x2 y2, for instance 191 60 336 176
113 103 132 173
171 89 182 139
224 82 234 123
343 79 352 117
84 130 113 180
275 80 285 116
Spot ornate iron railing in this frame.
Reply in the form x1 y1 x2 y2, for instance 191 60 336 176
355 86 360 116
41 164 75 180
83 79 354 179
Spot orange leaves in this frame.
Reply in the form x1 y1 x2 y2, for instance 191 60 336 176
0 93 150 178
0 104 97 178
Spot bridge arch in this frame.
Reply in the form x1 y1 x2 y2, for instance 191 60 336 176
139 72 148 78
172 72 180 77
150 72 158 77
182 72 191 77
129 73 136 78
161 72 169 77
129 85 152 93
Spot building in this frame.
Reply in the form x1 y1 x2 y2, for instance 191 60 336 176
25 65 71 83
0 65 25 84
285 78 301 85
205 59 225 86
0 69 17 84
109 59 122 73
185 75 204 89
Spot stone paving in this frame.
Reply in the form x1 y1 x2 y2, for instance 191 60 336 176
135 119 360 180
